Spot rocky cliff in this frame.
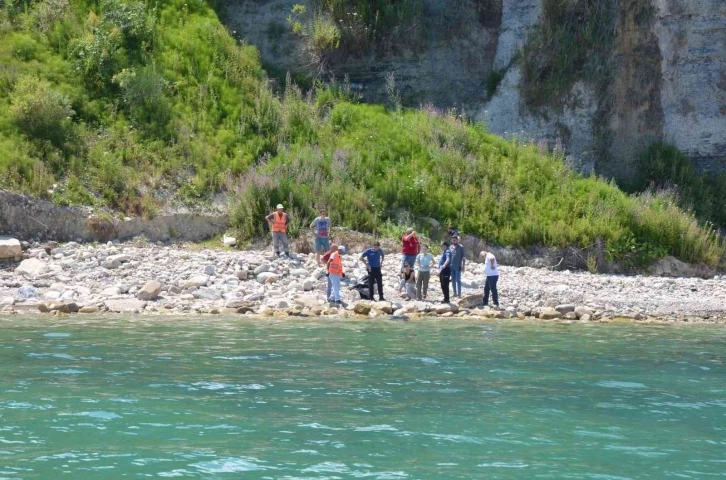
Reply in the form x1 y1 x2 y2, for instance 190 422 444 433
222 0 726 182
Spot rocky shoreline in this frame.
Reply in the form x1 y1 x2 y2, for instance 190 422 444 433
1 239 725 324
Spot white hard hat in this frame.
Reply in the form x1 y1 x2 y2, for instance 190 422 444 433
276 204 284 209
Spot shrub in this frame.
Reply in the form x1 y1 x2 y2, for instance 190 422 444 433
10 75 74 147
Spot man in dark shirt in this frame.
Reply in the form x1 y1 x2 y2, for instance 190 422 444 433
360 241 385 301
438 242 452 303
449 235 465 298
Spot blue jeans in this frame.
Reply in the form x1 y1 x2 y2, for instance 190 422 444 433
450 266 462 297
326 276 332 299
329 274 341 302
401 254 417 271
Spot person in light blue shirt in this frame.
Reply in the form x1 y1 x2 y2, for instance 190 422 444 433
415 243 435 300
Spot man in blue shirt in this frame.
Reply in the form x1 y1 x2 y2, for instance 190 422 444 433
360 241 385 301
438 241 452 303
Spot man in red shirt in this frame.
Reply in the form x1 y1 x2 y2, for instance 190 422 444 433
400 228 420 273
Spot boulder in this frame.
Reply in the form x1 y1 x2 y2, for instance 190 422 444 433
254 264 270 275
257 272 278 284
435 303 454 315
48 301 79 313
0 237 22 260
185 275 209 288
353 301 372 315
457 294 482 309
579 314 592 322
101 286 122 296
236 269 248 281
574 306 594 319
103 254 130 269
372 301 393 314
303 279 315 291
104 299 148 313
539 307 562 320
0 297 14 306
204 265 216 276
225 299 253 309
15 258 49 278
563 312 578 320
555 304 576 314
294 295 322 308
137 281 162 301
222 235 237 247
17 285 38 299
290 268 308 277
79 306 101 314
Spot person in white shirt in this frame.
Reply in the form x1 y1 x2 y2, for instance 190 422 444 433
479 246 499 307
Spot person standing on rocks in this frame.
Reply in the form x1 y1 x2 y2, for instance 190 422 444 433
415 243 434 300
320 244 336 299
310 209 331 264
449 235 465 298
327 243 344 304
265 204 290 257
479 246 499 307
400 228 420 275
360 241 385 301
438 241 452 303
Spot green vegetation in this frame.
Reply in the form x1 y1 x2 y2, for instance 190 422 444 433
632 144 726 232
0 0 723 267
486 69 504 99
520 0 617 109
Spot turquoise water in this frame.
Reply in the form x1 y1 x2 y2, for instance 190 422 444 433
1 317 726 479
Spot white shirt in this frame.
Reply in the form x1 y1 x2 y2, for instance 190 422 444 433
483 253 499 276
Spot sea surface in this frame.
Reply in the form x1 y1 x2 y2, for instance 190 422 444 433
1 316 725 479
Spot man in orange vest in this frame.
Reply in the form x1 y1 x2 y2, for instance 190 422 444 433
265 204 290 257
327 243 344 304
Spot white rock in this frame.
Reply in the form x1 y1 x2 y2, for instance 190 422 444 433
0 237 22 260
256 272 278 284
223 235 237 247
15 258 49 278
303 279 315 291
290 268 308 277
103 254 130 269
186 275 209 288
0 297 14 306
105 299 148 313
254 264 270 275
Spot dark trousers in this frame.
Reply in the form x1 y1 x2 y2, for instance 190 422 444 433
484 275 499 306
439 268 451 303
368 267 384 300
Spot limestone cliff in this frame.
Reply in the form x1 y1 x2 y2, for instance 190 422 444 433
222 0 726 181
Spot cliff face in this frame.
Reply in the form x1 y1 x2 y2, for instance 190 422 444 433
222 0 726 180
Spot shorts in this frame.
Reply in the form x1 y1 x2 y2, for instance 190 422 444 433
315 237 330 252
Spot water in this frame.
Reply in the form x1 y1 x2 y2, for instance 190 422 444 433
1 316 726 479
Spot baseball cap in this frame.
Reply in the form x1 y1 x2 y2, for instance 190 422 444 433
337 246 346 254
276 204 284 209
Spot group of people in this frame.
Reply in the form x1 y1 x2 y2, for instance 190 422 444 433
265 205 499 306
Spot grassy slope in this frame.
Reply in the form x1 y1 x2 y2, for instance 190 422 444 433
0 0 722 266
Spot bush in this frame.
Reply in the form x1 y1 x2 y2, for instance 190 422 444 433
10 75 74 147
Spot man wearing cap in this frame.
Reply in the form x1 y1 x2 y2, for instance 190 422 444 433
321 244 346 300
400 228 419 274
265 204 291 257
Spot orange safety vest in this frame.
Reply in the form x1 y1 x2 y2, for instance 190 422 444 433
271 212 287 233
328 252 343 276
